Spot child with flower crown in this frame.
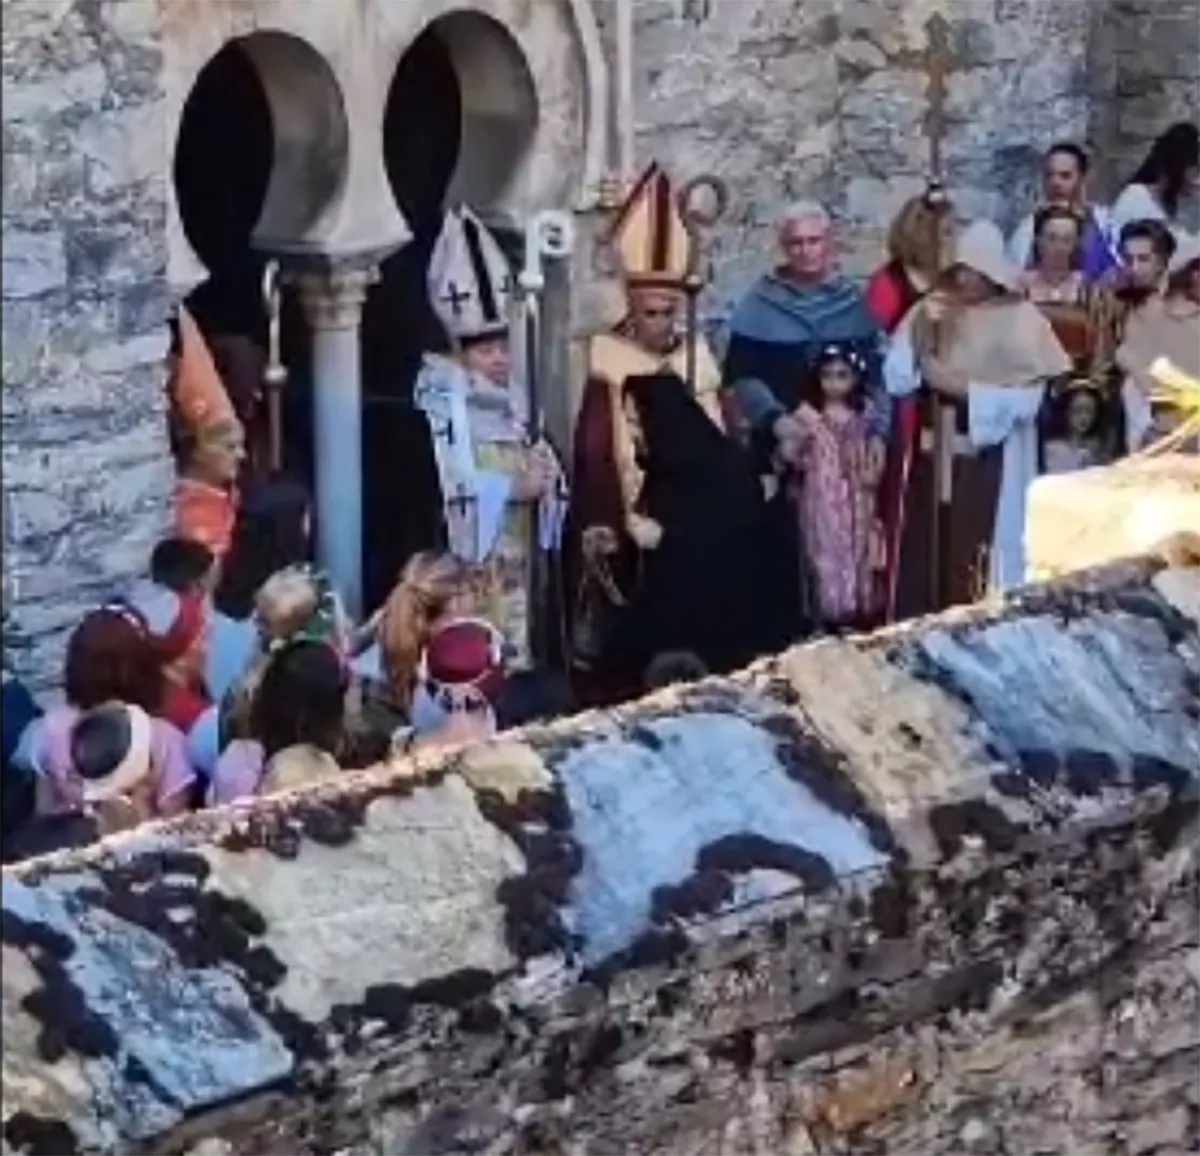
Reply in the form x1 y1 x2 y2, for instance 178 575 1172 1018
784 344 885 630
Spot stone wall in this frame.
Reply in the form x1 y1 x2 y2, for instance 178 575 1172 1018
1091 0 1200 229
632 0 1095 326
1 0 173 690
2 0 1198 689
631 0 1199 331
3 555 1197 1155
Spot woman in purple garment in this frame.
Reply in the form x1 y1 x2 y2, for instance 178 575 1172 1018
1007 141 1119 284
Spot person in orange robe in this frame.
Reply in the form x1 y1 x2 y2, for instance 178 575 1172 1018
168 306 246 561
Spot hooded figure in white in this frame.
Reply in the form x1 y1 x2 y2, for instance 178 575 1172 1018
884 220 1071 605
413 206 565 669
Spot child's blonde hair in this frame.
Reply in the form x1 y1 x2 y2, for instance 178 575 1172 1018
379 552 468 710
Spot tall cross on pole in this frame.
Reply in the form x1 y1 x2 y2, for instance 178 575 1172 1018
919 11 955 611
921 12 953 187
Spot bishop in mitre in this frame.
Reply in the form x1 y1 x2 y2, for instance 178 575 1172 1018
413 206 565 670
884 220 1072 617
567 161 757 701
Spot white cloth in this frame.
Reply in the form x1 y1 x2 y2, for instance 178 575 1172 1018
966 383 1045 593
1108 183 1193 248
1121 377 1156 450
1110 183 1167 233
883 329 921 399
413 353 565 562
427 207 513 344
414 354 514 562
205 612 259 702
883 331 1046 596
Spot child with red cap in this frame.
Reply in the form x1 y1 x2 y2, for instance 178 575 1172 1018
396 617 509 755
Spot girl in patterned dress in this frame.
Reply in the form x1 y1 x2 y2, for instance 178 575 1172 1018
786 345 885 631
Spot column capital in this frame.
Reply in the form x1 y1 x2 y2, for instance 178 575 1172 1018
291 265 379 331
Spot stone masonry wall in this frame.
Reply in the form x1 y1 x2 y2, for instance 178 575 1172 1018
3 555 1197 1156
2 0 1197 689
631 0 1199 334
633 0 1095 327
1095 0 1200 232
1 0 173 691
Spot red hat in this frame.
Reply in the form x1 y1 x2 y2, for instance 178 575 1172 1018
418 618 507 706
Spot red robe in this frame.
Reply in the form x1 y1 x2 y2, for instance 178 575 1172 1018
864 262 925 622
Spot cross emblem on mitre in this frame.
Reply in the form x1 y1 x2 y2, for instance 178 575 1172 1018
428 205 514 341
441 281 473 317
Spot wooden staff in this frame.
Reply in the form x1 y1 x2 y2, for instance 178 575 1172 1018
920 12 953 611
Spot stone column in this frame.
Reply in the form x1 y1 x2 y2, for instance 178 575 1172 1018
293 265 377 621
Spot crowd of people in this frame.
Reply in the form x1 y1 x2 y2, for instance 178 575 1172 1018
2 121 1197 863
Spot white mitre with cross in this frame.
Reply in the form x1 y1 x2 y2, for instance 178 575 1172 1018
427 206 513 345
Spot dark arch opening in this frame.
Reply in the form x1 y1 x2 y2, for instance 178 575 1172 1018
358 25 465 610
173 41 273 340
173 37 313 494
363 25 463 390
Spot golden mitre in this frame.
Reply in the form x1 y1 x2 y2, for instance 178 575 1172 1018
609 162 694 288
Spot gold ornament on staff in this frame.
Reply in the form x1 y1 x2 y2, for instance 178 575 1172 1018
262 260 287 473
677 173 729 392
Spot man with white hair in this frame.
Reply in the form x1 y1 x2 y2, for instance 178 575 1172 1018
723 200 888 636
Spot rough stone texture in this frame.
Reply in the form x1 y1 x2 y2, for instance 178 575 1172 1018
630 0 1200 328
1027 454 1200 584
633 0 1095 319
1 0 173 690
1089 0 1200 233
4 557 1198 1155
